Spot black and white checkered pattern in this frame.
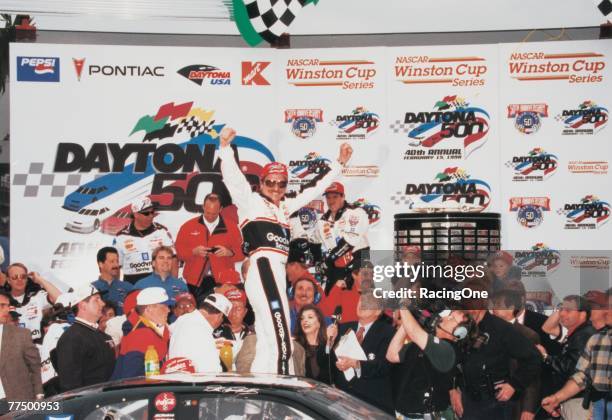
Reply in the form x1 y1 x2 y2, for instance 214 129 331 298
598 0 612 16
176 116 213 139
390 192 413 206
389 120 415 134
12 162 98 198
244 0 306 43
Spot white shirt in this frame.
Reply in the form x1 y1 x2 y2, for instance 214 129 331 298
13 291 51 340
105 315 127 347
357 321 375 340
75 317 99 330
39 322 69 384
0 324 4 398
169 310 221 373
354 321 374 378
203 217 220 234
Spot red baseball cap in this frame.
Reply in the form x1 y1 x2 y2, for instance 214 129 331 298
174 292 196 306
225 288 247 304
261 162 288 180
324 182 345 196
218 269 241 285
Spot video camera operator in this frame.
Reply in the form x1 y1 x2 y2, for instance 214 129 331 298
450 281 542 420
386 302 475 419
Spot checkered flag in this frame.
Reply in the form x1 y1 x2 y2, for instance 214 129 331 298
390 192 413 207
389 120 415 134
598 0 612 17
176 117 214 139
232 0 320 46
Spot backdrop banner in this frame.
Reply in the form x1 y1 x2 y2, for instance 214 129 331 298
9 41 611 302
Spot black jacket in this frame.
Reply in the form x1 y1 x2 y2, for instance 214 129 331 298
333 319 395 414
303 342 331 385
394 342 452 416
458 312 541 397
545 321 596 395
523 309 562 356
56 321 116 391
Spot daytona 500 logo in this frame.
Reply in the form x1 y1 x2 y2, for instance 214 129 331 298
394 95 490 160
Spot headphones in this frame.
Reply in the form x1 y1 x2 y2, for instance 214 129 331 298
433 309 470 341
287 277 322 304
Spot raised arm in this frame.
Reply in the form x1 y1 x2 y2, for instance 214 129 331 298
288 143 353 213
218 127 254 211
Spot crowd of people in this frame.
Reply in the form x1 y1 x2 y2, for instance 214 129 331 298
0 127 609 419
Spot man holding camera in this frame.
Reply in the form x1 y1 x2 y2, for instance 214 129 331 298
176 193 244 302
387 304 472 419
450 283 542 420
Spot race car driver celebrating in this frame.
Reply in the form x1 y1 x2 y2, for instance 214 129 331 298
219 126 352 375
316 181 370 295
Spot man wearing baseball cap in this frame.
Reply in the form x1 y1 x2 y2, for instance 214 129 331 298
172 292 197 319
56 285 116 391
214 289 253 370
112 196 177 284
111 287 171 380
317 181 370 294
169 293 232 373
218 126 353 375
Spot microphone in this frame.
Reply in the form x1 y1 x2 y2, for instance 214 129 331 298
326 305 343 354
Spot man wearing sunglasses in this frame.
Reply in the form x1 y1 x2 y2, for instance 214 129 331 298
113 197 177 284
218 126 352 375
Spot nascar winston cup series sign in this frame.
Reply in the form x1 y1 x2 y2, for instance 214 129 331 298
9 40 611 290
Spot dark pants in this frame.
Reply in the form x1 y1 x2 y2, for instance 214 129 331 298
462 394 516 420
188 276 215 304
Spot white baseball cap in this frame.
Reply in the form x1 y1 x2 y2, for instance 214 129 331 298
202 293 232 317
56 285 100 308
131 196 155 213
136 287 171 306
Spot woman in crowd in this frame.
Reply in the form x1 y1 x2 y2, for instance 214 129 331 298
294 304 334 384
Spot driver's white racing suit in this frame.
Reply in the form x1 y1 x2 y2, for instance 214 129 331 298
219 145 341 374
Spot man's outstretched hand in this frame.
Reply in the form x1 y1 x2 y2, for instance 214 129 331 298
220 127 237 148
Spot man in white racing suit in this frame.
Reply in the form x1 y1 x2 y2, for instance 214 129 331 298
218 126 353 375
316 182 370 294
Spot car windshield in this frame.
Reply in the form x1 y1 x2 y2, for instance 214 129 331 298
83 396 317 420
296 386 391 420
